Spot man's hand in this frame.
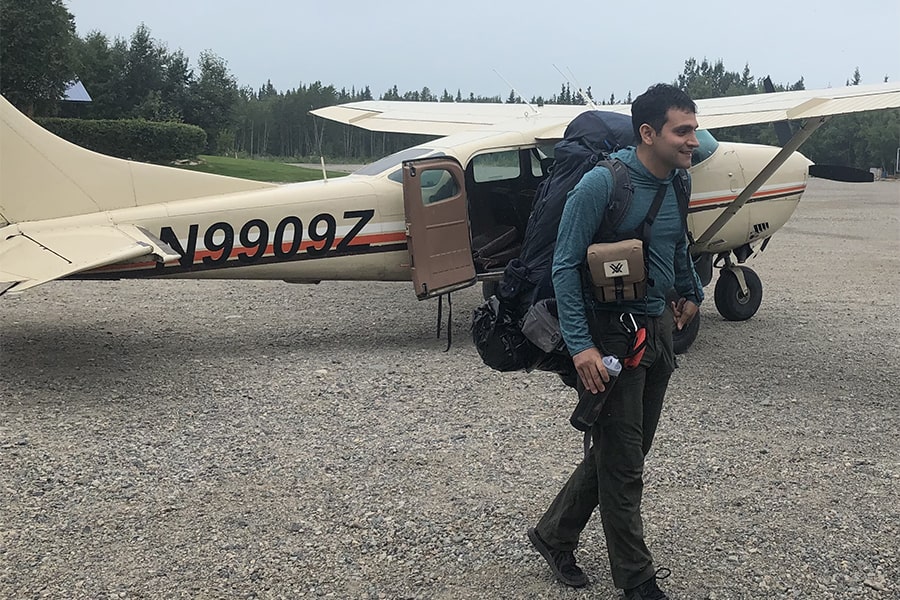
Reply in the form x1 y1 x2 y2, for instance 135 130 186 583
573 347 610 394
671 298 699 330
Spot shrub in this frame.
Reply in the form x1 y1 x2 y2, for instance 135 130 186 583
35 117 207 163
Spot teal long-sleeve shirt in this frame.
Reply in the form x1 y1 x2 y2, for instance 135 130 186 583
551 147 704 357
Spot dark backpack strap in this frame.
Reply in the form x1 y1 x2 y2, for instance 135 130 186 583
595 159 633 242
672 169 693 245
638 183 670 241
671 169 703 302
634 183 669 290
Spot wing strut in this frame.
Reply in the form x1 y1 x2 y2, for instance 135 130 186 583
694 116 829 247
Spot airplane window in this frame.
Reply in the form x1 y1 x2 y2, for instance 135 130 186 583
419 169 458 205
419 170 445 187
530 150 543 177
355 147 440 177
529 145 555 177
537 142 556 159
691 130 719 166
473 150 520 183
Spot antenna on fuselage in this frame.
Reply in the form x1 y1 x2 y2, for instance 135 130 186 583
313 115 329 182
492 68 540 115
553 64 598 110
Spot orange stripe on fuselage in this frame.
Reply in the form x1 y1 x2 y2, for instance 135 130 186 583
689 184 806 208
193 230 406 262
90 230 408 273
88 184 806 275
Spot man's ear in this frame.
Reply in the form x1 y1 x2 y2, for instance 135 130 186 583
639 123 655 145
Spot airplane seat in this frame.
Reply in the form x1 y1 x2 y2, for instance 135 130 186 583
475 242 521 271
475 185 533 245
472 224 519 272
467 187 498 239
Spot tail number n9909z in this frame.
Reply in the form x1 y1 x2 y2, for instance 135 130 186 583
158 210 375 268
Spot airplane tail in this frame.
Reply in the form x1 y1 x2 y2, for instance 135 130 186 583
0 95 275 226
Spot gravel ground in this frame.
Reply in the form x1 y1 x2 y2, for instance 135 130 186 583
1 179 898 600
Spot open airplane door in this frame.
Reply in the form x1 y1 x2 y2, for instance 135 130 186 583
402 157 476 299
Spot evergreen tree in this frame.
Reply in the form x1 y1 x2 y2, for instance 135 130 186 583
124 25 166 115
0 0 78 115
69 32 129 118
186 50 239 153
381 85 400 101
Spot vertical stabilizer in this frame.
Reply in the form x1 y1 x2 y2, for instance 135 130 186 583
0 95 276 224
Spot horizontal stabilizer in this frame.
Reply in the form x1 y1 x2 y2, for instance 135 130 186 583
0 224 180 295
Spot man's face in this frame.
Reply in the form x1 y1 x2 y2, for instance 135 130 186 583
645 108 700 170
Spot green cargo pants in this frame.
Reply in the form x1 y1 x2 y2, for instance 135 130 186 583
535 309 676 590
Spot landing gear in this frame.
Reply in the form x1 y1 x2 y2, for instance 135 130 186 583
714 265 762 321
672 307 701 354
667 289 701 354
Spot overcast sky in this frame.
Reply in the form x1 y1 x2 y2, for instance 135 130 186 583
64 0 899 101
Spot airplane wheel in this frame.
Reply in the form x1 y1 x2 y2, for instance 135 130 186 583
667 289 701 354
673 309 700 354
714 267 762 321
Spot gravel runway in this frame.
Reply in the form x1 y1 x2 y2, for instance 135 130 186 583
1 179 898 599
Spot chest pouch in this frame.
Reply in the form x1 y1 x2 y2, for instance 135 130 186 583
584 181 672 303
586 239 646 302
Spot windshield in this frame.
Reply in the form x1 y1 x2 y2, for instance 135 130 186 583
692 130 719 166
353 147 438 177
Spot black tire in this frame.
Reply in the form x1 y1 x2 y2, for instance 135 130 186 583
714 267 763 321
672 308 700 354
666 289 701 354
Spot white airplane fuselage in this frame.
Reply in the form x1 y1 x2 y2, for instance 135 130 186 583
12 136 811 291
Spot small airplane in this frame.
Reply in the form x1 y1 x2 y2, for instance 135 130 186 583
2 82 899 352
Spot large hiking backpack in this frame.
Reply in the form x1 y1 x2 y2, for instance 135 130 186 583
472 111 634 375
502 111 636 304
471 110 691 375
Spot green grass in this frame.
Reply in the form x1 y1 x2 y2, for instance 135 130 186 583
173 155 349 183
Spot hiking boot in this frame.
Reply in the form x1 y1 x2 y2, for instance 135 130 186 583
526 527 588 588
623 567 672 600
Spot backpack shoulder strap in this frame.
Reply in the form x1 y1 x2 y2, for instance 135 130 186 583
672 168 693 244
637 183 670 241
595 158 633 242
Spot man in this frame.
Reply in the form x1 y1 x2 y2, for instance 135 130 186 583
528 84 704 600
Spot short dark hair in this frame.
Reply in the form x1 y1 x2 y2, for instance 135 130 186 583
631 84 697 142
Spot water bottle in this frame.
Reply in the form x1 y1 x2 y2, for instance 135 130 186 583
569 355 622 432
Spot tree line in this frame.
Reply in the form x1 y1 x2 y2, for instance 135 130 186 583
1 0 897 172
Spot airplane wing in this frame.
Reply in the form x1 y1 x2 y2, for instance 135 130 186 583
313 82 900 139
0 223 180 295
693 82 900 129
310 101 593 136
